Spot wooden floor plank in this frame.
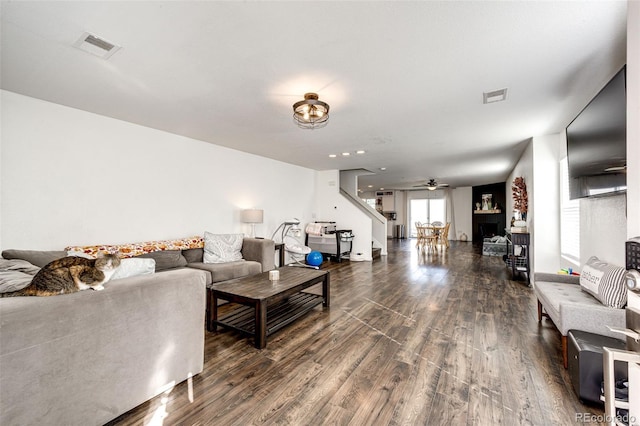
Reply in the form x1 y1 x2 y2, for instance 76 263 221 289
107 240 607 426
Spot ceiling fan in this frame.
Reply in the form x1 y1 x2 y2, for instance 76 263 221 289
413 178 450 191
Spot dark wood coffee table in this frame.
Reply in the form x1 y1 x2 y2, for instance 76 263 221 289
207 267 330 348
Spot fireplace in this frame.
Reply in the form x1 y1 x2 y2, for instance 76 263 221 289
480 223 498 238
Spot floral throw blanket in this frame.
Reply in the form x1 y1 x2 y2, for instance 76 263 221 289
0 258 40 293
65 236 205 258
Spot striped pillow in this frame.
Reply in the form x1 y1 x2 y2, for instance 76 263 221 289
580 256 627 308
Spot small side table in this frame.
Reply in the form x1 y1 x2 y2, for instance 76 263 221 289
505 230 530 284
274 243 285 267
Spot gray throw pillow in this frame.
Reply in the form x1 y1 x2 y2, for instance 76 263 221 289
137 250 187 272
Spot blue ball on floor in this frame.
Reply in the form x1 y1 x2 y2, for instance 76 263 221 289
306 251 323 266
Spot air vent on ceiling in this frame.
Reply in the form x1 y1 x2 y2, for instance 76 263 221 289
483 88 508 104
73 32 121 59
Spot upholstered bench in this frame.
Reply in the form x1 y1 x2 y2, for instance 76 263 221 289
534 256 627 368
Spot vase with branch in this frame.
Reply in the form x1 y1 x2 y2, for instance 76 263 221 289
512 177 528 221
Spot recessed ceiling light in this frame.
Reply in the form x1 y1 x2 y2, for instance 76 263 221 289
368 185 373 188
329 154 337 158
380 167 386 171
380 188 384 190
356 150 365 154
483 88 508 104
342 152 350 156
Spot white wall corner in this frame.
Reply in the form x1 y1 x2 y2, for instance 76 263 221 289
315 170 374 259
627 0 640 239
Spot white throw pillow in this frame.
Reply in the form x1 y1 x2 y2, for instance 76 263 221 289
67 250 95 259
203 232 244 264
580 256 627 308
111 258 156 281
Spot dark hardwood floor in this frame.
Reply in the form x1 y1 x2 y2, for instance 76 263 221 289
108 239 605 425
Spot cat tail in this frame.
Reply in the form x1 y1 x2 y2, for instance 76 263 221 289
0 289 30 297
0 287 41 297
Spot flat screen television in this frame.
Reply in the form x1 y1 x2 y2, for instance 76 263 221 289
566 66 626 200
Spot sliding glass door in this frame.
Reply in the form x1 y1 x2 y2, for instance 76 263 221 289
409 198 445 237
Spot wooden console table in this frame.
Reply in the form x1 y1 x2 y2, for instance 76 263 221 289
208 267 329 348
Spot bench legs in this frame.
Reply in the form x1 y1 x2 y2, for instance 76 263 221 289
537 300 542 322
537 299 568 368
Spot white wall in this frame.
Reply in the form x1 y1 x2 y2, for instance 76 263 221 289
451 186 472 241
506 139 533 218
506 131 626 272
580 194 627 265
315 170 373 260
1 91 316 250
531 134 562 273
628 0 640 240
506 139 538 269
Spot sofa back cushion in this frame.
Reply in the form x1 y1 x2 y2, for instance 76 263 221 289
580 256 627 308
1 249 67 268
182 248 204 264
137 250 187 272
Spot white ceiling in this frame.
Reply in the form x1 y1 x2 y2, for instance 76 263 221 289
1 1 628 191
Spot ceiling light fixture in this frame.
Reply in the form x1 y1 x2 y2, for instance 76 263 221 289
292 93 330 129
356 150 365 154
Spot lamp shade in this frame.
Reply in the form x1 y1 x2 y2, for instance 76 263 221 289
241 209 263 224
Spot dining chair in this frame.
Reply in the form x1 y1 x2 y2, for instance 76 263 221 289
415 222 425 247
437 222 451 248
424 233 438 252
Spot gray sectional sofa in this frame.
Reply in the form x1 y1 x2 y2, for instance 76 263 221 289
0 237 275 425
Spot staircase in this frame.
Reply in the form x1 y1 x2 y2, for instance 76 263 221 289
372 244 381 260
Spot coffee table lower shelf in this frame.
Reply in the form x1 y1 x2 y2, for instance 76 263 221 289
214 292 323 337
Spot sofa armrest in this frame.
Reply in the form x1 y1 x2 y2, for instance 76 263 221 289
0 268 207 425
241 238 275 272
534 272 580 285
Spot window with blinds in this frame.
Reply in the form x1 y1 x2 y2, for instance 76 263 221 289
561 157 580 265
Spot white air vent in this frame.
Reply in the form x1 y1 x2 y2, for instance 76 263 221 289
73 32 121 59
483 88 508 104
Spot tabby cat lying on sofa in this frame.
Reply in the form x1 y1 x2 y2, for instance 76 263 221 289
0 253 120 297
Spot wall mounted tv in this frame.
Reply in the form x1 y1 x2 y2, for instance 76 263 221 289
566 66 626 200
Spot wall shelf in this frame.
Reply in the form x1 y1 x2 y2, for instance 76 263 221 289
474 209 502 214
